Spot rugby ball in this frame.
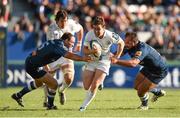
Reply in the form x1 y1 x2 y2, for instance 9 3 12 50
89 40 102 58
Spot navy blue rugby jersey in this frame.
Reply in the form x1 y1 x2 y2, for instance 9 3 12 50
27 39 67 67
124 42 167 73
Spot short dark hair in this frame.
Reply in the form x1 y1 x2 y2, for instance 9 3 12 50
55 10 68 21
61 32 73 41
92 16 105 26
125 32 138 43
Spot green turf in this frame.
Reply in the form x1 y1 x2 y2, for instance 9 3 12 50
0 88 180 117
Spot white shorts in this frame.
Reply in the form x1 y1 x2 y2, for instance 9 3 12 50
48 57 74 71
83 60 111 75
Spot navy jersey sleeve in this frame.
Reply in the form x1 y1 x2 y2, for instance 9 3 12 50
133 46 148 61
56 45 68 57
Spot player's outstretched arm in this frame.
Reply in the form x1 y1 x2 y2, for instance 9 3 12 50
64 52 92 62
83 46 98 55
114 40 125 58
111 57 140 67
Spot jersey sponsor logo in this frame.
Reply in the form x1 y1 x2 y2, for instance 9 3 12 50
112 32 119 40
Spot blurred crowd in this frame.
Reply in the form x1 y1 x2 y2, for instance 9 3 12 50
0 0 9 27
0 0 180 59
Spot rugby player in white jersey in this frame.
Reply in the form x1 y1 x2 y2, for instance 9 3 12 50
79 16 124 111
43 10 84 106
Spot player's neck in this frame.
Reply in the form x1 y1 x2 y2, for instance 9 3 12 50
98 31 105 39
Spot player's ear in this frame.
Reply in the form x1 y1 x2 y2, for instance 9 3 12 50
64 38 68 43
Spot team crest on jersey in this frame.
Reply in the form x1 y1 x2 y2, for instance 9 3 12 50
135 51 142 57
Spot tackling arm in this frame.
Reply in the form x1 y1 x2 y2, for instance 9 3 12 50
64 52 92 62
114 40 125 58
112 58 140 67
82 46 98 55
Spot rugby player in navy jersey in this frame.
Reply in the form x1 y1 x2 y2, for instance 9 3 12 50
11 32 92 110
111 32 168 110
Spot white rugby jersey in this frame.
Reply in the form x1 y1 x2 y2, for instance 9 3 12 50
84 29 123 58
46 19 82 40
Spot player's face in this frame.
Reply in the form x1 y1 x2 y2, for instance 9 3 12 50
124 36 136 49
93 24 105 38
58 17 68 29
65 36 75 48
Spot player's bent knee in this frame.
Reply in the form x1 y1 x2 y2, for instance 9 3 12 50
64 73 74 85
46 78 58 89
52 79 58 89
35 80 43 87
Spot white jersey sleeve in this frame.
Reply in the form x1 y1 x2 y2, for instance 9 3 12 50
107 30 123 44
67 19 82 34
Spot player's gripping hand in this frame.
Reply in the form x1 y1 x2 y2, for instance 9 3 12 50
110 57 118 64
82 56 94 62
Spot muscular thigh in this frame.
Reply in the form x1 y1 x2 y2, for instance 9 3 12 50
82 69 94 90
40 73 58 89
134 72 146 89
138 76 156 95
92 69 106 86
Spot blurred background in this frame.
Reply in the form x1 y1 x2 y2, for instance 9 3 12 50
0 0 179 88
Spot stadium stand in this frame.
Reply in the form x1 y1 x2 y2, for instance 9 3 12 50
3 0 180 61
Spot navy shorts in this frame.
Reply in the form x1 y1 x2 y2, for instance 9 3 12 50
140 67 168 84
25 56 47 79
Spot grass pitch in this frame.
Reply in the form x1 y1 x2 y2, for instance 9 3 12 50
0 87 180 117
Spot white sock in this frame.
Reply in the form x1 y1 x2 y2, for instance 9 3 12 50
139 93 149 102
58 80 69 93
80 91 95 108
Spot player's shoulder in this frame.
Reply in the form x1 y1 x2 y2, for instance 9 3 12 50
86 30 94 37
49 22 58 29
67 19 79 25
105 29 120 40
53 40 63 47
84 30 95 42
49 22 56 27
67 19 74 23
105 29 113 34
135 42 148 53
104 30 112 37
138 42 147 49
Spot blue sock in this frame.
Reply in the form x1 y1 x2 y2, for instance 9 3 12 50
17 81 37 98
150 88 161 96
47 88 56 107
